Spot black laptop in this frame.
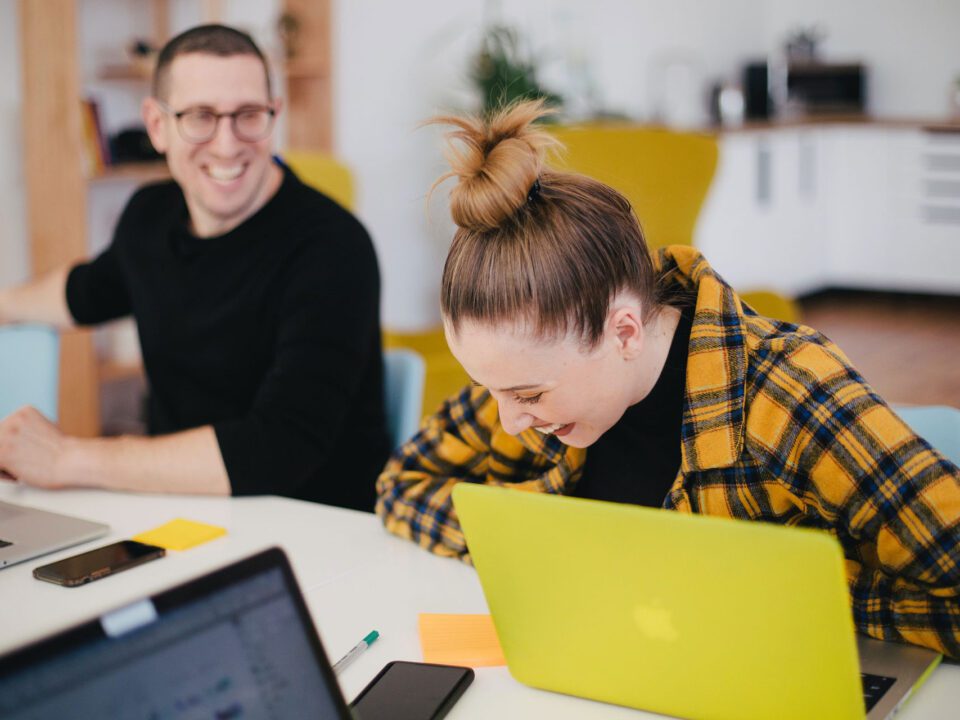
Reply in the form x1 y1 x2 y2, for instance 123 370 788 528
0 547 353 719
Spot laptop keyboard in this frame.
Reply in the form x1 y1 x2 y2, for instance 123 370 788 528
861 672 896 712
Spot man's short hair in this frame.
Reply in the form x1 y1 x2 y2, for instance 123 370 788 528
152 24 272 100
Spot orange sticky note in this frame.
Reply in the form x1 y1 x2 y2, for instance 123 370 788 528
132 518 227 551
418 613 506 667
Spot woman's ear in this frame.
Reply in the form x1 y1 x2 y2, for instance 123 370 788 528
608 305 645 360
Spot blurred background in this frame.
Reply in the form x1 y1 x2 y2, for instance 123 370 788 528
2 0 958 436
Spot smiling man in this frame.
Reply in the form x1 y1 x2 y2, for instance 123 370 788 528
0 25 389 509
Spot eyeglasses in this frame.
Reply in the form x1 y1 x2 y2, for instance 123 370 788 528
155 100 276 143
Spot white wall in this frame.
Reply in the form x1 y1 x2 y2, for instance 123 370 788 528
497 0 764 122
761 0 960 117
334 1 486 331
0 0 28 288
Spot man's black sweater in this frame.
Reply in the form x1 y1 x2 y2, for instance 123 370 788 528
66 162 389 510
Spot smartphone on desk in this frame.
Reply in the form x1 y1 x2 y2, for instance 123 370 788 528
33 540 165 587
350 661 474 720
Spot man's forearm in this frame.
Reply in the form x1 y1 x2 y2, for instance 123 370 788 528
0 265 75 328
60 426 231 495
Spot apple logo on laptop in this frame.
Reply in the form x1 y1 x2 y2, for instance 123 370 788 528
633 600 679 642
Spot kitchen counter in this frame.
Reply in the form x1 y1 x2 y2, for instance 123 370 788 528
558 115 960 136
716 114 960 134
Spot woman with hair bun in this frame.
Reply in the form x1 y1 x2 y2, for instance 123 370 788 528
376 100 960 658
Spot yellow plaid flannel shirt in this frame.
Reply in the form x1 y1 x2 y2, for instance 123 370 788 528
376 246 960 658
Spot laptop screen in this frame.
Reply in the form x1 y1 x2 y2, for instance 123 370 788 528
0 548 351 719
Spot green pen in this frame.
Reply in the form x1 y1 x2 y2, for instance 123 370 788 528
332 630 380 675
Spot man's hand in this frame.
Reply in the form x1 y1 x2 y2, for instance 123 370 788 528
0 410 230 495
0 406 72 488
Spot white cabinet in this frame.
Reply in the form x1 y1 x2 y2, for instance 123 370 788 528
818 127 898 288
696 124 960 297
696 128 828 296
890 130 960 293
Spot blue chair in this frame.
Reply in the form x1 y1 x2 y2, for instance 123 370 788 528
383 348 426 450
895 405 960 466
0 325 60 421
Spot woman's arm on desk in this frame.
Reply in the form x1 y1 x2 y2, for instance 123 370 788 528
376 385 584 560
0 406 230 495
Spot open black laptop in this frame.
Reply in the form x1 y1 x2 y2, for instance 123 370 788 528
0 547 353 719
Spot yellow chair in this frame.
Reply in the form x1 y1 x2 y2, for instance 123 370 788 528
549 124 800 323
283 150 356 211
550 124 718 250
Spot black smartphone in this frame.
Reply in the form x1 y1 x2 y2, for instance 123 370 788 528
33 540 166 587
350 661 474 720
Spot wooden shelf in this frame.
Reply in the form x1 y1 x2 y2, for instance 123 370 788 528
88 161 169 185
284 58 329 79
98 359 144 383
97 63 153 82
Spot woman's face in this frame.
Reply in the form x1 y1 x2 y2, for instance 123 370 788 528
445 315 642 448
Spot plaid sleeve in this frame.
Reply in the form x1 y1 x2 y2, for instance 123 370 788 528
375 384 583 561
831 405 960 659
748 336 960 658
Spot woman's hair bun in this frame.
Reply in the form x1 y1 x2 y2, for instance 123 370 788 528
429 99 560 232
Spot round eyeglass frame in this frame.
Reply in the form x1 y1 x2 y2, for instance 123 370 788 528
154 99 277 144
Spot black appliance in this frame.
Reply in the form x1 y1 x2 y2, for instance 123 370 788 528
742 60 867 119
786 62 866 114
743 62 772 120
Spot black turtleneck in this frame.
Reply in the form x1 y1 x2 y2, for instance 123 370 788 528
571 307 693 507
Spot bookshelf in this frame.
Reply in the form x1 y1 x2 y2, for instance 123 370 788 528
19 0 332 436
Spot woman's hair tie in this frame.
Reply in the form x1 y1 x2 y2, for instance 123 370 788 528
527 177 542 205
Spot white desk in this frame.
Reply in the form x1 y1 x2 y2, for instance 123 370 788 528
1 484 957 719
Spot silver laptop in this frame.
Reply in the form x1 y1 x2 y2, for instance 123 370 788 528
857 635 943 719
0 501 109 568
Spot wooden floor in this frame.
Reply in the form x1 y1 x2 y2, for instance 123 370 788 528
799 290 960 408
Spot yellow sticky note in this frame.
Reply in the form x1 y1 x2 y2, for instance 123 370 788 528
132 518 227 551
418 613 506 667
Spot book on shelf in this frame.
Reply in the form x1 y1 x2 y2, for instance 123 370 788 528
80 97 110 176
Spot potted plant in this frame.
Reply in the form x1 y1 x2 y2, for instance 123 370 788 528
470 24 562 116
